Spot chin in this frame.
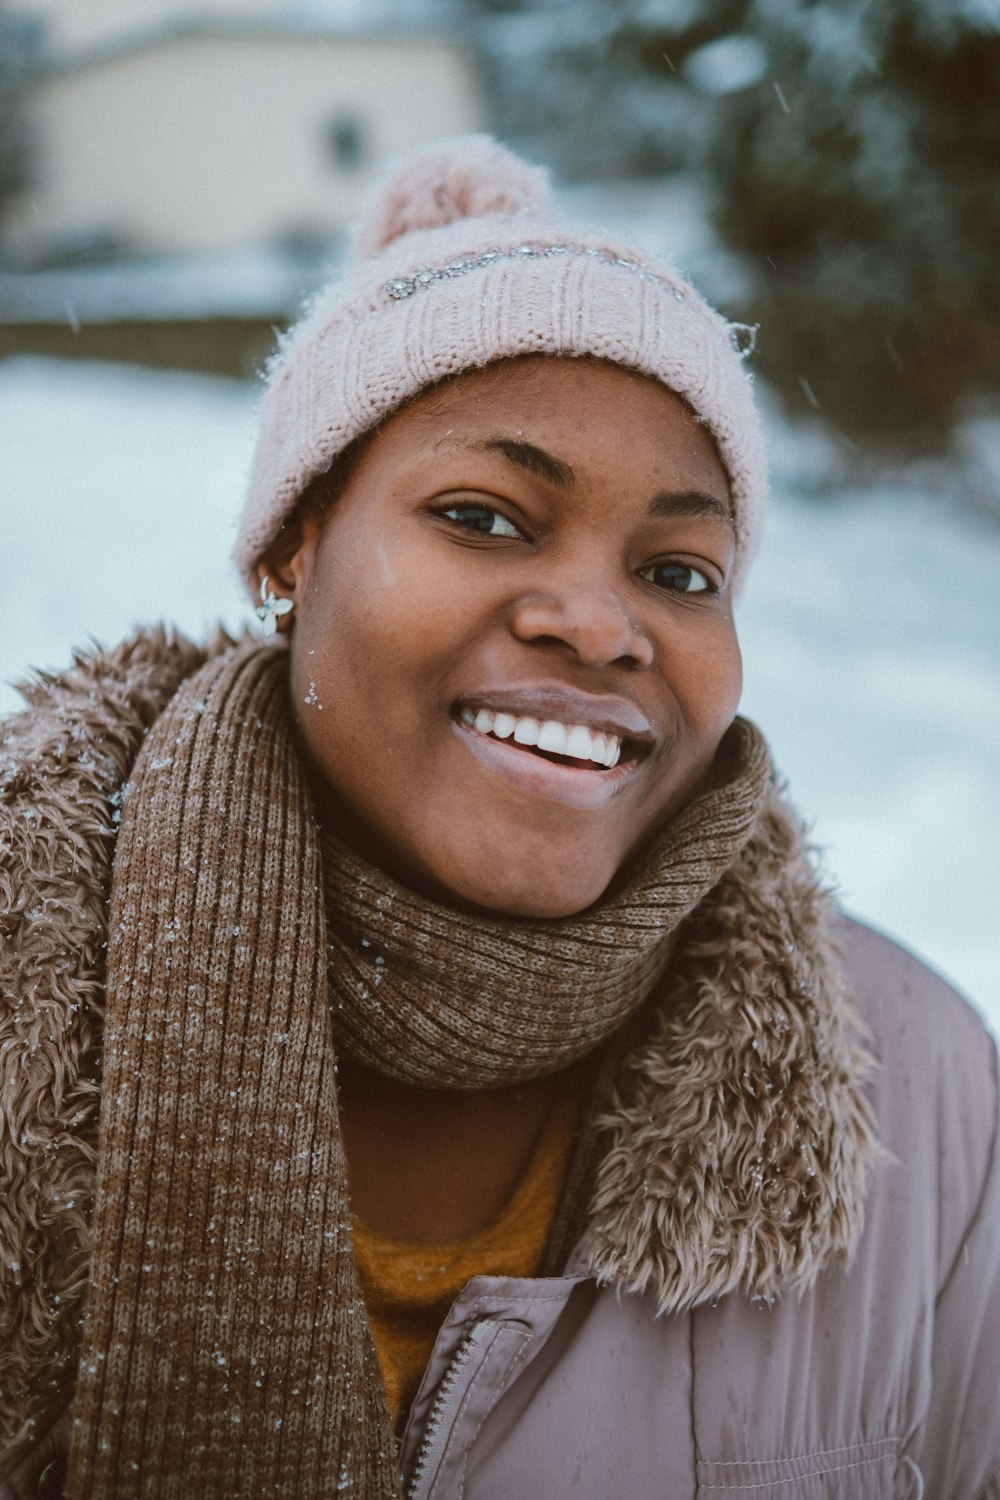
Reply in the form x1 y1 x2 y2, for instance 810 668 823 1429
490 890 608 920
430 855 616 921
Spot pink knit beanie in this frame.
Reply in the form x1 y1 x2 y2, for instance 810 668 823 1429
237 135 766 586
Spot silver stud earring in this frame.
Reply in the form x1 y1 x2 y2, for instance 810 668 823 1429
255 575 294 637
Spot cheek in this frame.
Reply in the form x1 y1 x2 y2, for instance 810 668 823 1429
295 541 408 691
626 623 742 856
302 527 465 649
286 552 375 762
710 630 743 724
667 616 743 738
287 540 466 771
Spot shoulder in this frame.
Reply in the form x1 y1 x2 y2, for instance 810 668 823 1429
0 625 245 855
836 913 999 1274
1 626 231 768
836 913 993 1047
836 912 997 1114
0 627 232 956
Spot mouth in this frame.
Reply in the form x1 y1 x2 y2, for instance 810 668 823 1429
450 694 654 809
456 705 644 771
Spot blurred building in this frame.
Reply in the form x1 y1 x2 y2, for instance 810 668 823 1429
3 0 481 264
0 0 481 371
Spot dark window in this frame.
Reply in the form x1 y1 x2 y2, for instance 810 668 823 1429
325 115 365 171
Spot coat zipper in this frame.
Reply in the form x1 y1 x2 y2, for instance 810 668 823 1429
405 1319 493 1500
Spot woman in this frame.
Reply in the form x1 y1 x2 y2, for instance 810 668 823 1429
1 137 997 1499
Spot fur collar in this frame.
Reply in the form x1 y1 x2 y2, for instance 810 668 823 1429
578 781 878 1311
0 630 878 1463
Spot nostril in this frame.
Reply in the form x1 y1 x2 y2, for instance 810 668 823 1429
510 604 653 670
616 645 653 671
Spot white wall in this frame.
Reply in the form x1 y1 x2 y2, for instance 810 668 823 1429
7 31 481 256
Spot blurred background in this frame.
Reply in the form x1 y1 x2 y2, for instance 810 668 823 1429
0 0 997 1025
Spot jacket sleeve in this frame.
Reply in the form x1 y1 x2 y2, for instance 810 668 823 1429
916 1029 1000 1498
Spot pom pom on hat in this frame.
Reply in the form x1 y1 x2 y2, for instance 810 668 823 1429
351 134 553 261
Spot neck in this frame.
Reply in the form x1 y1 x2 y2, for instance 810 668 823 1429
337 1055 596 1242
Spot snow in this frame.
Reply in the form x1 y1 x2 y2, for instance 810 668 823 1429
739 456 1000 1030
0 354 997 1036
0 244 337 322
682 35 769 96
0 358 253 665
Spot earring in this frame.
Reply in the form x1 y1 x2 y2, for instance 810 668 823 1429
255 575 294 637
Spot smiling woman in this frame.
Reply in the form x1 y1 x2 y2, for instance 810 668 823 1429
1 138 998 1500
268 359 741 917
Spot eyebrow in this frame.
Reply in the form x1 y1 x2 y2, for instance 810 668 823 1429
470 435 734 531
648 490 735 534
474 437 575 489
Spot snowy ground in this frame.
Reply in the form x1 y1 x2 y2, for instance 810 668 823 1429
1 354 997 1035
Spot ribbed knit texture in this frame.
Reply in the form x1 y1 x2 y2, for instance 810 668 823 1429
67 643 397 1499
66 641 769 1496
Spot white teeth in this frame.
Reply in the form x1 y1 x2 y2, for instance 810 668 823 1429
537 720 568 755
461 706 627 769
565 725 593 761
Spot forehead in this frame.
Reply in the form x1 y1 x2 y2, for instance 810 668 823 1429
369 355 732 502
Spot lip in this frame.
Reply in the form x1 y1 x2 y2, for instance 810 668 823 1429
452 717 644 810
455 681 655 742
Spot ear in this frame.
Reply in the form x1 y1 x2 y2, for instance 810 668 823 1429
254 512 322 608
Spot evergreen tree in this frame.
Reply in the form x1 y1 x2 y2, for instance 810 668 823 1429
705 0 1000 454
476 1 741 180
472 0 1000 457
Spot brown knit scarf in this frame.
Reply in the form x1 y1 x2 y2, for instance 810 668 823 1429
67 640 771 1498
321 732 768 1091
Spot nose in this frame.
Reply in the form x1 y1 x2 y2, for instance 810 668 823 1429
509 575 654 670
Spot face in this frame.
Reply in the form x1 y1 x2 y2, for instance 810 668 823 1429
261 357 742 918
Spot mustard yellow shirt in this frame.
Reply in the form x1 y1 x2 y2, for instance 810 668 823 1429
352 1088 581 1426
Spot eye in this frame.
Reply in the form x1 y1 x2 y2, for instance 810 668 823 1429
638 560 715 595
439 503 524 539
